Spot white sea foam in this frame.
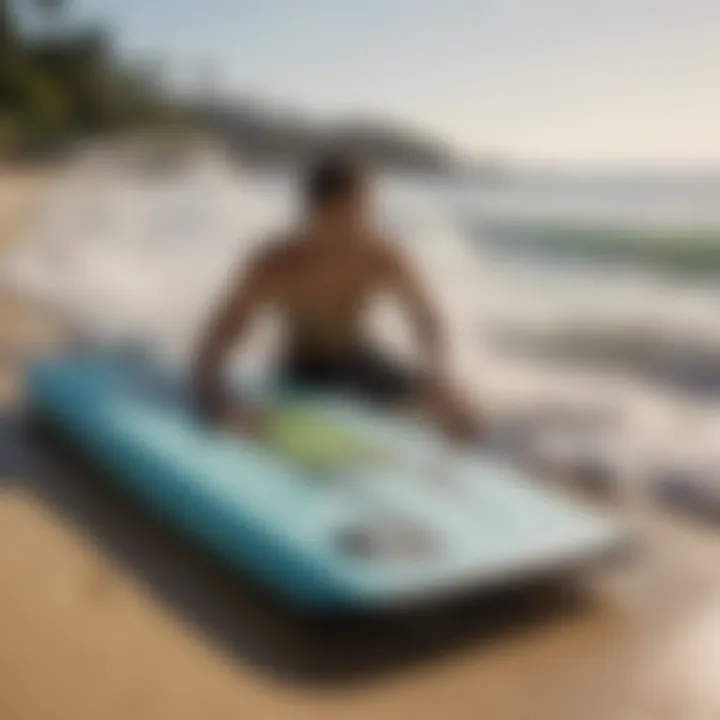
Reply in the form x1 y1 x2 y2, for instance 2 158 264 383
7 150 720 487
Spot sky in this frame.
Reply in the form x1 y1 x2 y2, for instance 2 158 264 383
59 0 720 166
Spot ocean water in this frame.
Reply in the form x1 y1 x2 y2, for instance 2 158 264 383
8 149 720 489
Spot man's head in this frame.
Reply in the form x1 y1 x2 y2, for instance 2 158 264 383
304 155 368 231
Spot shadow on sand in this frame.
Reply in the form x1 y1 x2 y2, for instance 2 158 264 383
0 407 597 687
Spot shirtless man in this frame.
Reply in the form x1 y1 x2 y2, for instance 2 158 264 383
193 156 482 441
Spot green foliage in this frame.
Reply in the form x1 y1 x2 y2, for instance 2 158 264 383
0 0 178 157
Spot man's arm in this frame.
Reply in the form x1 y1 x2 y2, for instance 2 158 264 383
192 251 271 424
382 244 448 380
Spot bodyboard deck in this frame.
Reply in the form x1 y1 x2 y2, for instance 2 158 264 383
26 353 631 611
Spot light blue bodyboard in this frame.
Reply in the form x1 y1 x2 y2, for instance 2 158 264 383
27 354 629 610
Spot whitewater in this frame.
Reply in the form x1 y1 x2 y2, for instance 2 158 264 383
7 146 720 497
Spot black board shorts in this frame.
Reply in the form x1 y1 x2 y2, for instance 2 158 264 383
280 346 424 406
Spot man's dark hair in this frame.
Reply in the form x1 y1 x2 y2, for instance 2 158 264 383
304 155 364 208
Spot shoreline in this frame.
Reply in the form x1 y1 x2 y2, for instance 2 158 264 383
0 167 68 405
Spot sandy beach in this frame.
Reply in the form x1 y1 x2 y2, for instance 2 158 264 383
4 168 720 719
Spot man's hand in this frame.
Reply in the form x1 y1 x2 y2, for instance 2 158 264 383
218 403 270 441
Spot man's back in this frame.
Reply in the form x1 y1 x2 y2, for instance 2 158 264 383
193 155 481 440
248 232 396 355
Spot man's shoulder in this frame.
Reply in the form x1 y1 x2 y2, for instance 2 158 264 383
249 232 304 273
365 233 406 270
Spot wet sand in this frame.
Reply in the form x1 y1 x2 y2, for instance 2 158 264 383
3 169 720 718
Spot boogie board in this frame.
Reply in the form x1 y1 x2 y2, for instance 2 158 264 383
26 353 631 611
